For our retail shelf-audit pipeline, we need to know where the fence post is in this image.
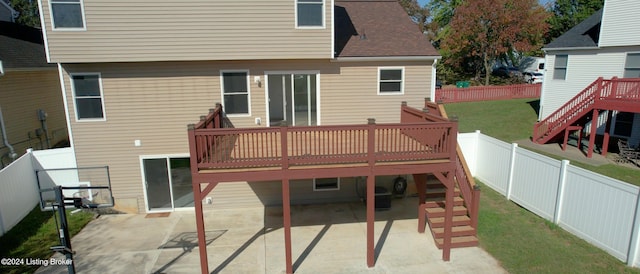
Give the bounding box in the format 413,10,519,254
626,188,640,267
553,160,569,224
506,143,518,200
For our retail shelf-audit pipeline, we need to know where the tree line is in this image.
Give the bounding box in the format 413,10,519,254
399,0,604,85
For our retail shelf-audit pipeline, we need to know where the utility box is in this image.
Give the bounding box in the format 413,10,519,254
374,186,391,210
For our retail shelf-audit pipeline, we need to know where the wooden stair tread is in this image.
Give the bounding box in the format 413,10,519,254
425,205,467,214
432,225,475,234
429,215,471,227
435,236,479,248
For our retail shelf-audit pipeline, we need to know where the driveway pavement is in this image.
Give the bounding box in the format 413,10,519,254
37,197,505,273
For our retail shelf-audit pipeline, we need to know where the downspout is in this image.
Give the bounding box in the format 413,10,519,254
0,106,17,161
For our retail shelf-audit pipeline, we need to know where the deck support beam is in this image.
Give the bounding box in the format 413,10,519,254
194,182,209,274
587,109,599,158
282,179,293,274
602,110,613,156
366,175,375,267
412,173,427,205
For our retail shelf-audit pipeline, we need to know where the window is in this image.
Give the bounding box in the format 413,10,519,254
296,0,323,27
50,0,85,29
221,71,250,115
313,178,340,191
624,53,640,78
614,112,634,137
378,68,404,94
553,55,568,80
71,74,105,120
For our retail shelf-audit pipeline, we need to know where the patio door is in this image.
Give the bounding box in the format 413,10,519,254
267,73,317,126
142,157,194,212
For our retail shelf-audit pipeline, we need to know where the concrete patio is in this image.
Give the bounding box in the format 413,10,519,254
37,197,504,273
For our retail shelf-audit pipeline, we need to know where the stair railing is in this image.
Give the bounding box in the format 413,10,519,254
533,77,606,143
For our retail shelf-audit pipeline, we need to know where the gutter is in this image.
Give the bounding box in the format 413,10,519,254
331,56,441,62
542,46,600,51
0,106,17,161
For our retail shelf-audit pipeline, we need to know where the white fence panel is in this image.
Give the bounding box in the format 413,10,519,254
559,165,639,261
458,132,478,176
32,148,79,200
474,134,512,195
0,153,39,236
508,147,562,221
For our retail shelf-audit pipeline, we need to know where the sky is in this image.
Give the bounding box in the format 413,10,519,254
417,0,554,7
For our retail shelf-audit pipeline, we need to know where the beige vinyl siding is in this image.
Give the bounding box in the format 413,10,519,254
41,0,332,63
62,59,432,213
0,70,67,160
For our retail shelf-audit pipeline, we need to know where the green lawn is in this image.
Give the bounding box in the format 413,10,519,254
0,206,94,274
444,98,539,142
478,181,640,273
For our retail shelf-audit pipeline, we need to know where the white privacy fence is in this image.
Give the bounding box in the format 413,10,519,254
0,148,76,236
459,131,640,267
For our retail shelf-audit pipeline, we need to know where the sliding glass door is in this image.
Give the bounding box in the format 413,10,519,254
142,157,193,211
268,73,317,126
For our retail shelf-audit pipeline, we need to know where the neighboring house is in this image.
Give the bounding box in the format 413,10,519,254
534,0,640,156
37,0,441,214
0,1,17,22
0,21,67,168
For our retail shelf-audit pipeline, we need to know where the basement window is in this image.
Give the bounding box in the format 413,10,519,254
313,178,340,191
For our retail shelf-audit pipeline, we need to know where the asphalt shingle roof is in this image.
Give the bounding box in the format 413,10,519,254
545,9,603,50
0,21,52,69
334,0,439,58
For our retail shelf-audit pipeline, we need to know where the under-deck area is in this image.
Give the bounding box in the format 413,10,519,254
187,102,475,274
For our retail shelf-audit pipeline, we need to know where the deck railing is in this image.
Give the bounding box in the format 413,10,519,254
423,99,480,229
435,83,541,103
188,104,457,171
533,77,640,144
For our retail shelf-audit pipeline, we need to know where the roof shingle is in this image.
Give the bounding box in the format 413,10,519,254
334,0,439,58
0,21,52,69
545,9,602,50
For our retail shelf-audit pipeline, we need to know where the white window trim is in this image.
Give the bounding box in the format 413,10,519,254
313,177,340,191
623,52,640,78
553,55,568,80
377,67,405,95
220,70,252,117
70,72,106,122
49,0,87,31
295,0,325,29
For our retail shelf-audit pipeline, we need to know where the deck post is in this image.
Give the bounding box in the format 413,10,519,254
282,178,293,274
194,182,209,274
602,110,613,156
587,109,599,158
412,174,427,205
366,118,375,268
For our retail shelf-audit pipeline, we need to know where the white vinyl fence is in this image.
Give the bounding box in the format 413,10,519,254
0,148,76,236
459,131,640,267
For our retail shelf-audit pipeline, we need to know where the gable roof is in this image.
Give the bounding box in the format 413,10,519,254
0,0,16,22
545,9,603,50
0,21,52,70
334,0,439,58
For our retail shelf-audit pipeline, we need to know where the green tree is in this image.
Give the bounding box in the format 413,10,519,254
426,0,463,46
10,0,40,28
547,0,604,42
397,0,430,33
441,0,549,85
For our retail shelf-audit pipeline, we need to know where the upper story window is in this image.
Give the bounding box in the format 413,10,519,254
221,71,250,115
624,53,640,78
50,0,85,29
296,0,324,28
553,55,568,80
71,74,105,121
378,67,404,95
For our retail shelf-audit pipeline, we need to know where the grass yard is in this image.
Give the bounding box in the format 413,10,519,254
444,99,640,186
478,181,640,273
444,98,539,142
0,206,94,274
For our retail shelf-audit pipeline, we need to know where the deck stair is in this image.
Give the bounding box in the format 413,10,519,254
533,77,640,146
419,179,479,249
